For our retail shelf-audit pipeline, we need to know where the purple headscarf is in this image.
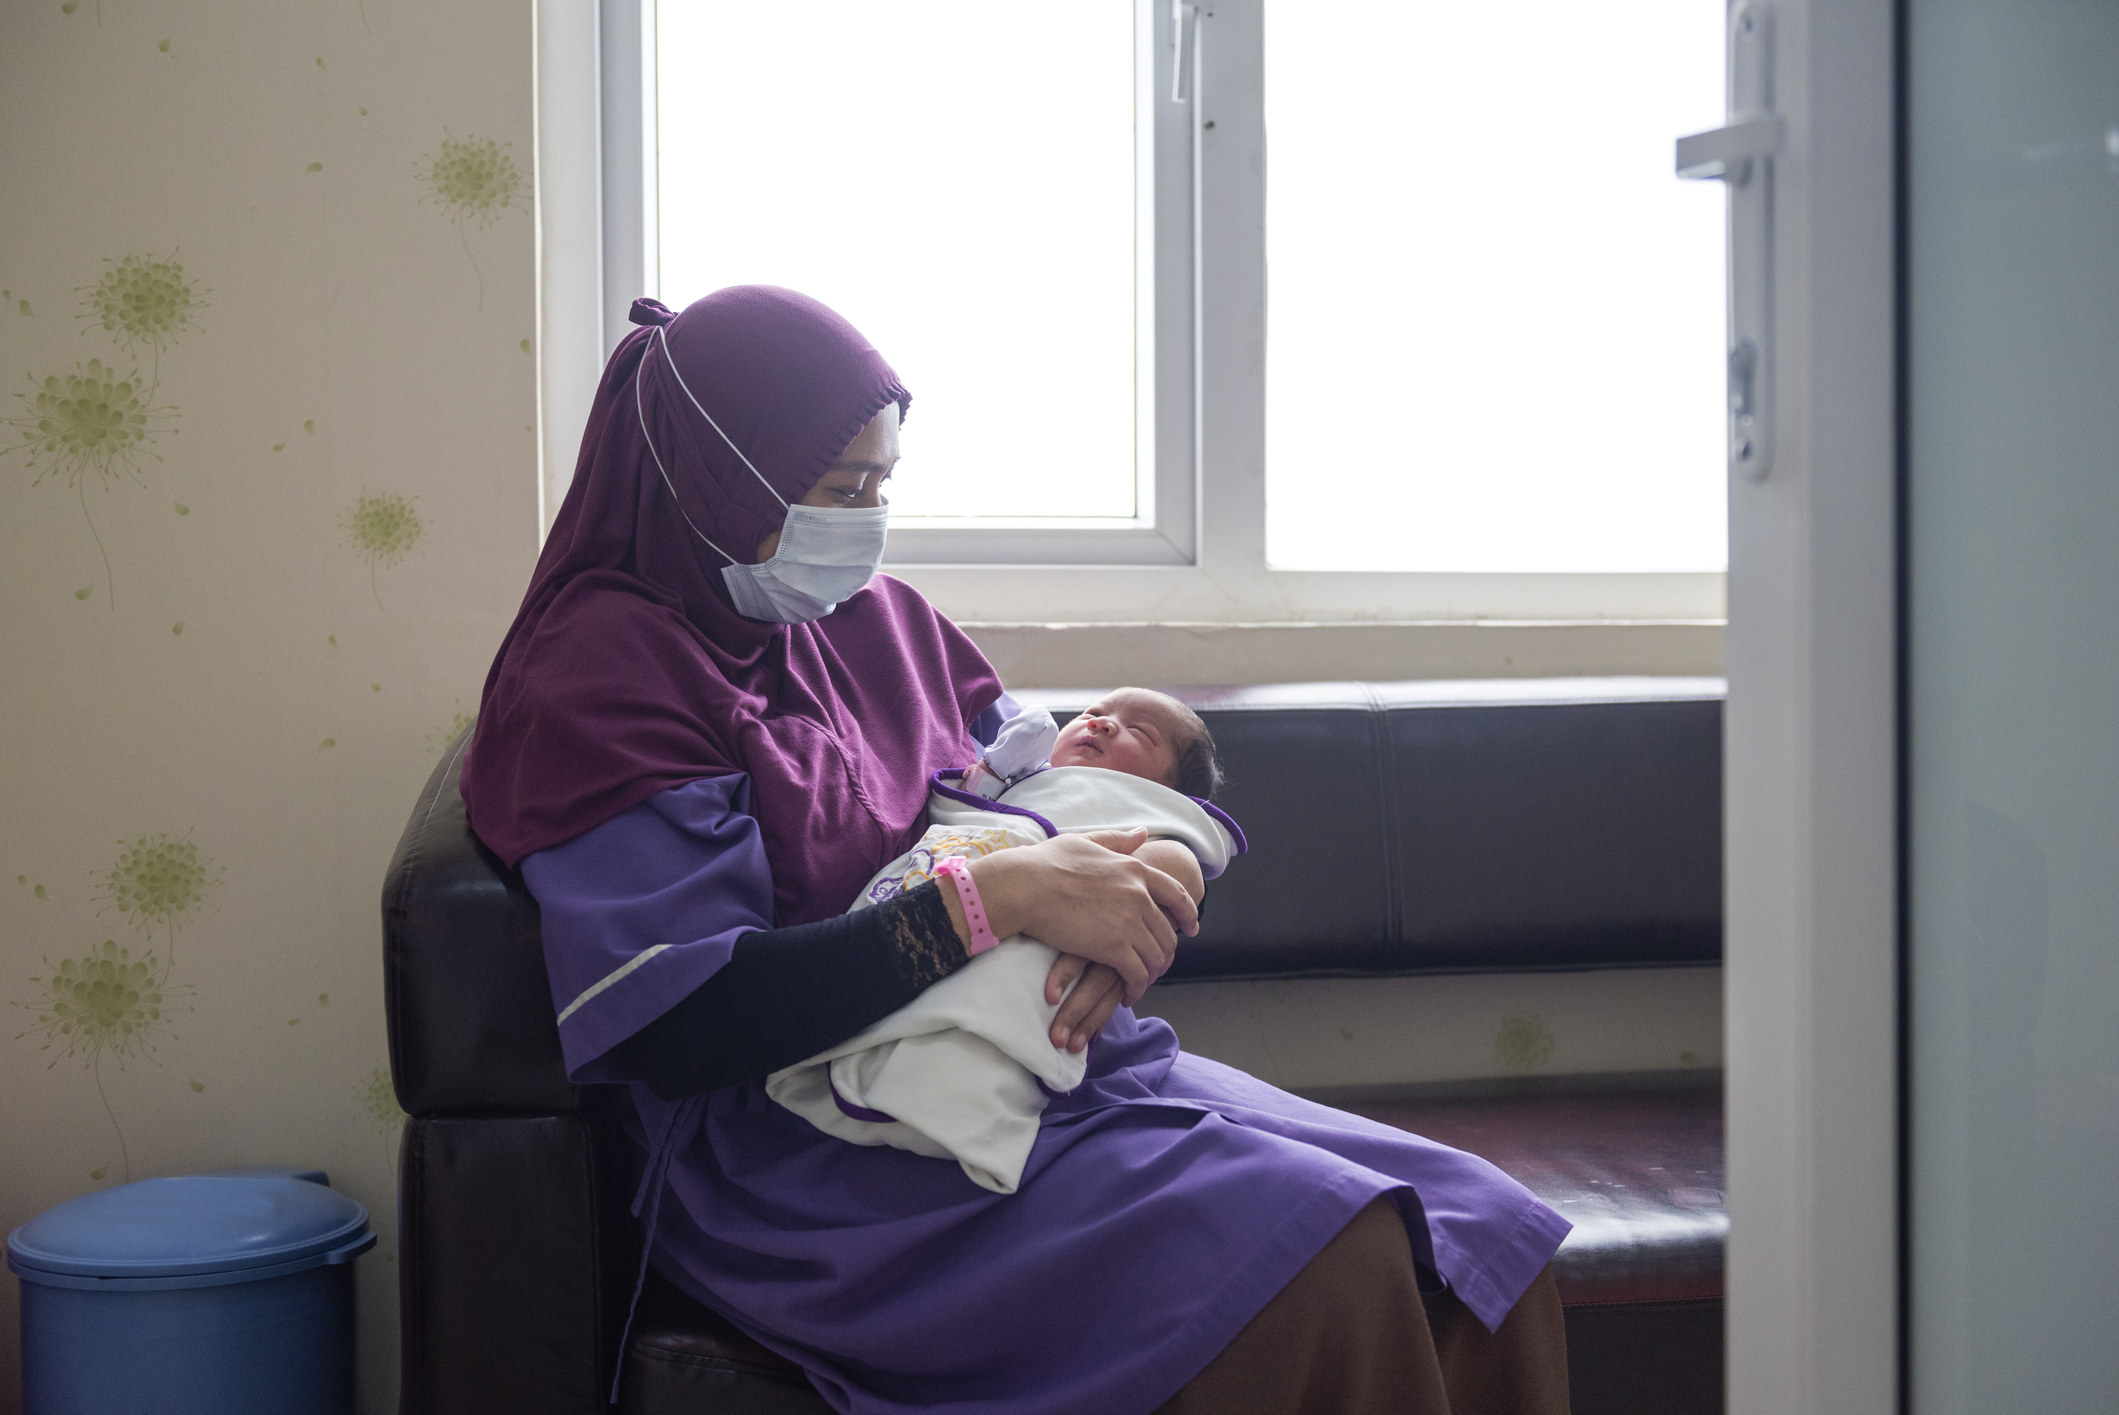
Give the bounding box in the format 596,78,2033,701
462,287,1003,923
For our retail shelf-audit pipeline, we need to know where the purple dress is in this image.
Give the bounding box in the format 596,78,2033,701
522,774,1571,1415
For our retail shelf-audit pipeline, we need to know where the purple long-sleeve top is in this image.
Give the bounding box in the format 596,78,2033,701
521,706,1569,1415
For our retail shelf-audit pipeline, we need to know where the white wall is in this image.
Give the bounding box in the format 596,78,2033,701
0,3,536,1409
1139,968,1724,1092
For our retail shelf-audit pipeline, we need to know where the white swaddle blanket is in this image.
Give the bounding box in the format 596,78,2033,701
766,766,1240,1193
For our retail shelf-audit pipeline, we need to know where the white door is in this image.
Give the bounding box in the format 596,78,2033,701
1721,0,2119,1411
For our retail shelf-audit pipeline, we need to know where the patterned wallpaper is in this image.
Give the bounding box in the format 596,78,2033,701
0,2,536,1408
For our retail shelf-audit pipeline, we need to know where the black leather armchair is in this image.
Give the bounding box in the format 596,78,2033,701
384,677,1726,1414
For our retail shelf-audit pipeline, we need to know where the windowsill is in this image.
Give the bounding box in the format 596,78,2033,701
893,565,1727,624
955,618,1724,688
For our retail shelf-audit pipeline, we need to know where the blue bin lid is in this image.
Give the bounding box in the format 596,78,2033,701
6,1175,370,1281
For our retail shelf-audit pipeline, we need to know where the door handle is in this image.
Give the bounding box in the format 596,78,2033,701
1677,0,1779,482
1677,115,1783,184
1170,0,1199,104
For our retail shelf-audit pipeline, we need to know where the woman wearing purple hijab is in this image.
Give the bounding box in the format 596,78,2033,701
463,288,1572,1414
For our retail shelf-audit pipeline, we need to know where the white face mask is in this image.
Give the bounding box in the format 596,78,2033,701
722,502,888,623
636,326,889,624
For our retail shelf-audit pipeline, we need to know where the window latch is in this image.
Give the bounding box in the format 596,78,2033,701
1676,0,1779,482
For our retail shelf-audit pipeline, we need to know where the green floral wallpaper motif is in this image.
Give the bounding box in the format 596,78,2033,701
3,250,200,607
81,252,205,395
416,133,523,311
11,834,218,1182
2,357,176,607
427,703,476,754
1494,1014,1558,1073
97,832,219,971
341,490,424,608
16,940,193,1182
357,1061,407,1175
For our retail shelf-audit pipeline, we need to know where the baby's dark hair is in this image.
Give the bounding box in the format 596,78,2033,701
1169,701,1226,800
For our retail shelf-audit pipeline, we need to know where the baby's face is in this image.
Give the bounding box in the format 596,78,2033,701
1050,688,1184,787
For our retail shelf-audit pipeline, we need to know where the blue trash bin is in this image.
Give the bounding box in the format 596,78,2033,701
6,1170,375,1415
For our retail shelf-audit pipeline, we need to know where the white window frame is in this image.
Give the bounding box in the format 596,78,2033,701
537,0,1727,625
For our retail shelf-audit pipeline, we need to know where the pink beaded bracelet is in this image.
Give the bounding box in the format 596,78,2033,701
935,856,1000,956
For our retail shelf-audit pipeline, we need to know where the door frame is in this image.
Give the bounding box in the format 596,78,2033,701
1721,0,1899,1410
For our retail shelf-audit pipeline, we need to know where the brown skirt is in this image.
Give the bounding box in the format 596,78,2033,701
1153,1198,1570,1415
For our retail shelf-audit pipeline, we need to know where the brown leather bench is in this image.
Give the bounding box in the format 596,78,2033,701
1342,1080,1724,1415
386,678,1727,1414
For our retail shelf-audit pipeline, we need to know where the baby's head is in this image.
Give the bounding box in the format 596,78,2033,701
1049,687,1225,799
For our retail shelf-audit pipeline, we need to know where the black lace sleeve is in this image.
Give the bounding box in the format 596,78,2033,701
615,881,970,1099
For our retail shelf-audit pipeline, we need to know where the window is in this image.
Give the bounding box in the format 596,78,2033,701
568,0,1728,620
659,2,1138,529
645,0,1194,566
1264,1,1726,574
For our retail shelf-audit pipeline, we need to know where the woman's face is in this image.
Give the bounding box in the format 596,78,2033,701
752,402,901,562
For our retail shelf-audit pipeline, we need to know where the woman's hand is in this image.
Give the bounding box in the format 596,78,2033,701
960,828,1199,1026
1041,958,1126,1053
1032,837,1206,1051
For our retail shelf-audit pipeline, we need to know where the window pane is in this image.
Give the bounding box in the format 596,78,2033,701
1265,0,1728,572
656,1,1140,521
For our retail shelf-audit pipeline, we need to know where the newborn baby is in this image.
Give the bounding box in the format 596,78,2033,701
766,689,1245,1192
954,687,1226,922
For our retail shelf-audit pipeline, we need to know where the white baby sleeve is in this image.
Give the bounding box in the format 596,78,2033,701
963,705,1060,797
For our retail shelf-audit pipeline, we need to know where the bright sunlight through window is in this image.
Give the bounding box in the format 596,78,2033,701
1265,0,1729,573
657,2,1143,524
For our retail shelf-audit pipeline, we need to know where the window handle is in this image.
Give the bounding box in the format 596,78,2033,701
1676,0,1779,482
1170,0,1199,104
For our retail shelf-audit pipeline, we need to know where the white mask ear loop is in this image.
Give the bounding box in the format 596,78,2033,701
636,345,740,567
655,325,789,510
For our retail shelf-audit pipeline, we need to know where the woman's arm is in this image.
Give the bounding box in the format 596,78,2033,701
526,783,1198,1095
524,777,977,1098
617,882,970,1098
618,829,1199,1092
